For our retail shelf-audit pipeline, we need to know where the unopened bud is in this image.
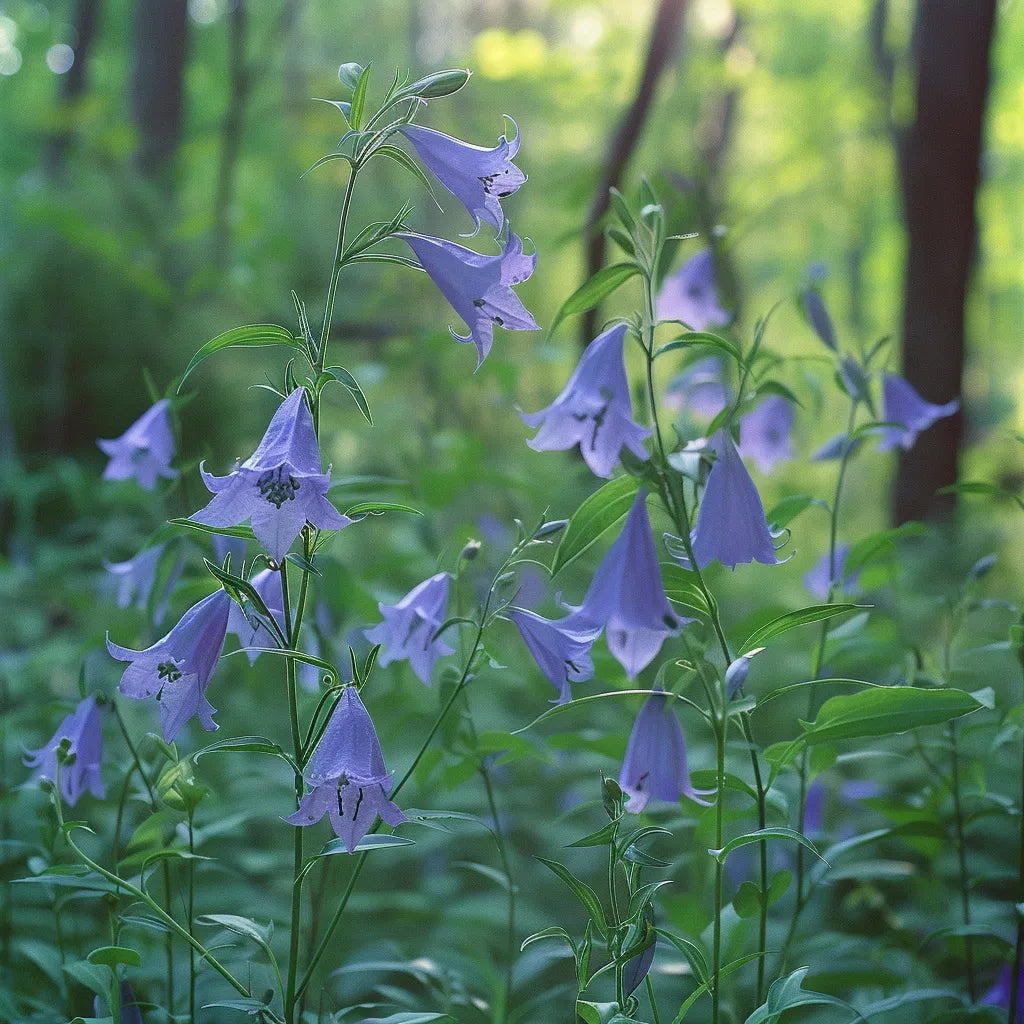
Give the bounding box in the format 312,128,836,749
460,540,482,561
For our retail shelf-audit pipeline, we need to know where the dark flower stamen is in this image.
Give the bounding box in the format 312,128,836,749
157,660,182,682
257,467,300,508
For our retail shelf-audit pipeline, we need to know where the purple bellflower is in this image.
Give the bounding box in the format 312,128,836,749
738,395,794,473
981,963,1024,1020
799,284,837,350
397,231,538,368
285,686,406,853
689,429,776,570
803,543,860,601
191,388,352,563
212,533,247,569
105,543,184,625
25,694,105,806
664,356,731,420
656,249,730,331
506,607,601,704
400,119,525,232
364,572,454,686
94,983,143,1024
97,399,178,491
619,689,709,812
107,589,231,742
569,490,686,679
810,432,866,462
877,373,959,452
227,568,285,664
519,323,651,478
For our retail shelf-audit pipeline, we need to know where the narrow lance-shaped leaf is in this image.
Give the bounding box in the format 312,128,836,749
552,475,640,576
550,264,639,334
179,325,305,388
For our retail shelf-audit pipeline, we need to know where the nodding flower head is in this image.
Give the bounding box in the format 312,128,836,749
738,395,794,474
190,388,352,563
400,118,525,232
285,686,406,853
878,374,959,452
24,694,105,806
519,323,651,479
397,231,538,368
107,589,231,742
656,249,730,332
97,399,178,491
507,607,601,704
364,572,454,686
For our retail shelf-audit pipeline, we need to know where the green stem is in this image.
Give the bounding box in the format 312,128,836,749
317,168,359,378
1011,711,1024,1024
481,763,516,1024
188,810,196,1024
712,708,726,1024
646,974,662,1024
949,721,976,1001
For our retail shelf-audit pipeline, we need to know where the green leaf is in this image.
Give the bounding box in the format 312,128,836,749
87,946,141,968
179,324,304,388
337,62,364,90
568,820,619,848
63,960,110,999
344,501,422,518
740,603,862,654
653,330,742,364
196,913,272,948
513,689,669,735
576,1000,623,1024
192,735,300,774
552,475,641,576
520,926,576,954
318,835,416,857
321,366,373,423
844,522,928,577
536,856,608,937
661,563,711,616
801,686,982,745
348,63,372,129
551,264,639,334
375,145,441,210
236,647,341,686
857,989,964,1019
166,518,256,542
744,966,864,1024
361,1014,454,1023
733,880,762,919
766,494,827,528
709,827,824,865
625,880,673,922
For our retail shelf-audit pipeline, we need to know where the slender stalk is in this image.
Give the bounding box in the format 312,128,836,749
188,809,196,1024
646,974,662,1024
1011,705,1024,1023
481,763,516,1024
948,721,976,1000
317,169,359,375
712,707,726,1024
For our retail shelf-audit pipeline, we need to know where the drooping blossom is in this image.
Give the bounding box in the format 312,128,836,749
803,543,860,601
97,399,178,491
506,607,601,704
738,395,794,473
400,119,525,232
799,284,836,350
664,357,730,419
94,983,143,1024
105,543,184,625
724,654,753,699
690,429,776,570
656,249,730,331
810,432,865,462
397,231,539,367
227,568,285,664
191,388,352,563
285,686,406,853
568,490,686,679
364,572,454,686
519,323,650,478
107,589,231,742
981,963,1024,1021
24,694,105,806
877,373,959,452
619,689,709,812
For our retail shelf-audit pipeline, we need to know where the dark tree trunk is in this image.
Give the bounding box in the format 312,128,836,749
893,0,996,523
131,0,189,177
581,0,688,347
43,0,102,175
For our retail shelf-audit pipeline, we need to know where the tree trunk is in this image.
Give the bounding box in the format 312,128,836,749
131,0,189,177
581,0,688,348
893,0,996,523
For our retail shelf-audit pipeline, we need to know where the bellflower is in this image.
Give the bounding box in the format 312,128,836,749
106,543,184,625
519,323,651,478
506,607,601,704
569,490,685,679
94,983,143,1024
877,373,959,451
107,589,231,742
400,119,525,232
664,357,730,419
212,533,247,569
655,249,730,331
24,694,105,806
619,689,709,812
799,283,837,350
810,432,866,462
97,399,178,490
191,388,352,563
738,395,794,473
364,572,454,686
803,543,859,601
227,568,285,664
981,963,1024,1020
285,686,406,853
396,231,538,367
690,429,776,570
